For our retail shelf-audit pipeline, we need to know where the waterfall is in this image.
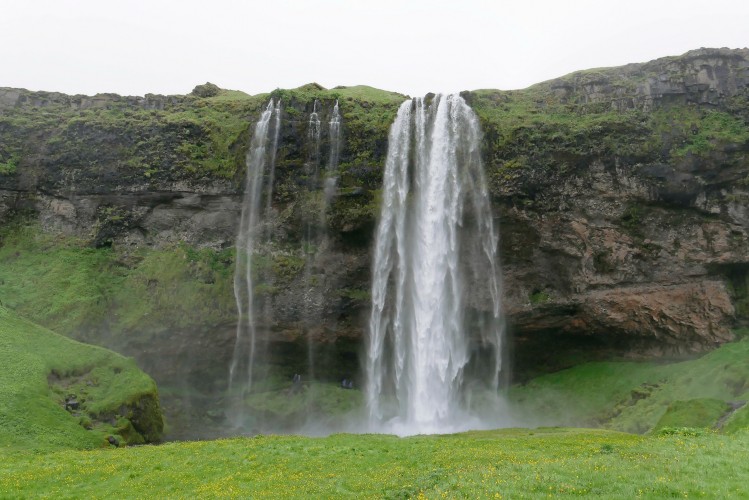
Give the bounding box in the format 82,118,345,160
228,99,281,407
301,99,344,384
264,99,282,228
366,94,504,435
308,99,322,173
325,99,341,200
328,99,341,170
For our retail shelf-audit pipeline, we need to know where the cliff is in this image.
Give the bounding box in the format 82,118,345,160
1,48,748,434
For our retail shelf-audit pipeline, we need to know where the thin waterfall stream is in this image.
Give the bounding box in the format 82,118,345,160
228,98,345,430
227,99,281,426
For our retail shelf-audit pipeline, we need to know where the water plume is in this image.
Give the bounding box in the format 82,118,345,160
366,94,504,435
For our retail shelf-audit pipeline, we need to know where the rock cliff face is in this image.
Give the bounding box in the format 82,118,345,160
467,48,749,372
1,50,749,420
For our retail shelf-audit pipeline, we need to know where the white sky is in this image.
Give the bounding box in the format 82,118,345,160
1,0,747,97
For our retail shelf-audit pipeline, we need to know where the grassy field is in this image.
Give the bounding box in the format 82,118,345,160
509,338,749,434
0,306,162,450
0,428,747,498
2,280,749,496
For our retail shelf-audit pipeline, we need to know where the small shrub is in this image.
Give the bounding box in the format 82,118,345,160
0,155,18,175
598,443,615,454
529,290,551,304
191,82,221,98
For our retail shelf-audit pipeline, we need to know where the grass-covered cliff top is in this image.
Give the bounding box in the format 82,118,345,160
0,305,163,450
0,81,406,185
0,48,746,209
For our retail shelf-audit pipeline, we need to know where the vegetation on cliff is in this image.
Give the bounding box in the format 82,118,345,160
467,77,749,204
0,83,404,186
0,221,236,342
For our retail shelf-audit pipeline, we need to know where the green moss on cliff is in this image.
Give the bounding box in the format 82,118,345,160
468,62,749,203
0,222,123,334
0,221,236,342
0,154,17,174
0,88,269,182
111,244,236,334
648,106,749,159
468,88,657,201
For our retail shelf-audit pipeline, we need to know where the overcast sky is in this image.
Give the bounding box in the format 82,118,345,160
2,0,747,97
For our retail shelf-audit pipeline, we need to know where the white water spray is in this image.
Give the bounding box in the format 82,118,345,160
366,94,504,435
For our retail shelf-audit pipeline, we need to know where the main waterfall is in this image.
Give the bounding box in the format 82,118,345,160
366,94,504,435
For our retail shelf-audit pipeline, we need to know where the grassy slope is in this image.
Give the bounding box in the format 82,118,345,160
510,339,749,433
0,306,161,450
0,428,747,497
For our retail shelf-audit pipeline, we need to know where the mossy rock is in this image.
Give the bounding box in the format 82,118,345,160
191,82,221,98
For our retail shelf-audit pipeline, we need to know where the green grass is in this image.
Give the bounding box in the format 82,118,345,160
0,428,747,497
510,339,749,434
0,222,237,342
109,243,236,335
0,223,123,334
654,399,731,430
0,306,162,451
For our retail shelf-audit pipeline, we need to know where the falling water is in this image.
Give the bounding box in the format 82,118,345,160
228,100,281,409
325,100,341,200
264,99,282,226
300,99,324,381
366,94,504,435
308,99,322,172
299,99,345,386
